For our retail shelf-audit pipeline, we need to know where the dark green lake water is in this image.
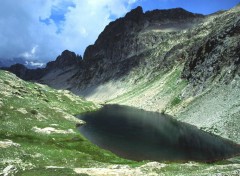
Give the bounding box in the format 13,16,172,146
78,105,240,162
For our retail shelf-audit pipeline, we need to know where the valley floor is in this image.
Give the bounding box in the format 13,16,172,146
1,70,240,176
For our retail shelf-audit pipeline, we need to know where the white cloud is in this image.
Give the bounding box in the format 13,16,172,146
21,45,39,59
0,0,138,63
25,61,45,68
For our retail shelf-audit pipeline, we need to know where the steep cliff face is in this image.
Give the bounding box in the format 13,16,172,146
46,50,82,71
182,9,240,89
39,50,82,89
84,7,202,62
79,7,203,87
76,5,240,100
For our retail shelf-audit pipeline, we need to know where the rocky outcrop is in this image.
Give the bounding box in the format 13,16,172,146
69,6,204,91
5,64,45,80
2,50,82,81
84,7,202,62
182,11,240,86
46,50,82,70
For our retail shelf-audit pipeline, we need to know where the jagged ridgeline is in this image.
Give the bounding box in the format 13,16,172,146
5,5,240,97
4,7,205,87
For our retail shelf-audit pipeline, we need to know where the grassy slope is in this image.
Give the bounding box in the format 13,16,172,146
108,65,188,113
1,70,240,176
0,70,134,175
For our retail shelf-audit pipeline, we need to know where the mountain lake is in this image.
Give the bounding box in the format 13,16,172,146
77,105,240,162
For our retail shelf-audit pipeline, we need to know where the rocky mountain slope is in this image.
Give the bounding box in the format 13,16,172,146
4,7,203,88
3,5,240,143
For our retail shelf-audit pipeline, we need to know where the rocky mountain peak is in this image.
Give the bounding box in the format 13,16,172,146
83,6,203,62
8,63,27,76
5,63,45,80
46,50,82,70
125,6,144,21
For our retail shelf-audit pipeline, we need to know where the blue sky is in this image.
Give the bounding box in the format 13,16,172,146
0,0,239,63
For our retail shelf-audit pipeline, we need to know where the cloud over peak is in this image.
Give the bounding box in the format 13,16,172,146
0,0,138,62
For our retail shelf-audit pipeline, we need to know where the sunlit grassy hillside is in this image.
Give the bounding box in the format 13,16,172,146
0,70,133,175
